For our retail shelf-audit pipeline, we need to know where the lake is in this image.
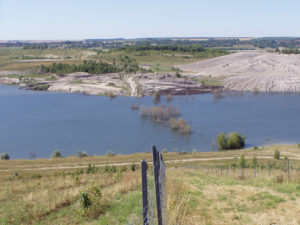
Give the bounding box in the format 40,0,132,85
1,85,300,159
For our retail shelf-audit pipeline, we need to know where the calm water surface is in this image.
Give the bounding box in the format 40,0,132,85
1,85,300,159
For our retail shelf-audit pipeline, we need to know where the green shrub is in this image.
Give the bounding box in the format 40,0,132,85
30,173,42,179
131,163,137,171
104,165,117,173
78,151,88,158
274,150,280,160
240,155,246,169
216,132,245,150
111,166,117,173
153,92,160,103
106,150,115,157
86,164,97,174
80,192,92,210
79,184,103,217
120,166,127,172
175,72,181,78
252,156,258,168
51,150,62,158
0,152,10,160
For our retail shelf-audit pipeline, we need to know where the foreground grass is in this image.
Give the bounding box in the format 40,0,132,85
169,168,300,224
1,144,300,224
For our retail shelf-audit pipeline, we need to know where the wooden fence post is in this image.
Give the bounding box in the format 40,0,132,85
152,146,162,225
141,160,148,225
268,160,271,178
287,159,290,177
254,166,257,178
234,165,236,177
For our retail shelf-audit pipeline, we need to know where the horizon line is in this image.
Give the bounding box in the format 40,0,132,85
1,36,300,42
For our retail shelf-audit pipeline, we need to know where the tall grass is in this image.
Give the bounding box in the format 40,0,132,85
140,106,180,123
140,105,192,134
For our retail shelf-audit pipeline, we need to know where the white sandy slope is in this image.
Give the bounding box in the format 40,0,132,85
178,51,300,92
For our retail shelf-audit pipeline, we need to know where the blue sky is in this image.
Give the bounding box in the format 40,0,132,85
1,0,300,40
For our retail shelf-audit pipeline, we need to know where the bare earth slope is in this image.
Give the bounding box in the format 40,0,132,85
178,51,300,92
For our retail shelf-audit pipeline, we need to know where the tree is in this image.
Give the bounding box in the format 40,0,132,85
216,133,227,150
216,132,245,150
227,132,245,149
0,152,10,160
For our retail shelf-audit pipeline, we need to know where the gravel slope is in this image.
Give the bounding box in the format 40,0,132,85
178,51,300,92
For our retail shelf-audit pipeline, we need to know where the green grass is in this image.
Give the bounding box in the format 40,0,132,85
0,47,228,73
97,190,142,225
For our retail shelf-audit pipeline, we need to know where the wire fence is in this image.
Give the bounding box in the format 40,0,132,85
128,148,298,224
185,158,299,183
127,146,168,225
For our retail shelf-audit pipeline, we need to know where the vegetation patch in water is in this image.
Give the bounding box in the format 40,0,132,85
140,105,191,134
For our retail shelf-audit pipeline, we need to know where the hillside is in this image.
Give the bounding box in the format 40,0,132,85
178,51,300,93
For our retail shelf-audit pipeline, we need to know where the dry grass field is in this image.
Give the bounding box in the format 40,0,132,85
1,144,300,224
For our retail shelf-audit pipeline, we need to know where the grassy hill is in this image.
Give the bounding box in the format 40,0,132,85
1,144,300,224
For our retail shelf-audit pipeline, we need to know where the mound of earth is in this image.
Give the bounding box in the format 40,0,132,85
178,51,300,92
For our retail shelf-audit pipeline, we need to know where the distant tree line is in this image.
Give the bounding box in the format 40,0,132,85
23,44,49,50
121,44,207,53
1,37,298,50
276,48,300,54
39,59,141,74
39,60,121,74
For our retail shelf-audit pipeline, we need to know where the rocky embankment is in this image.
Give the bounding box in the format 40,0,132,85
0,72,222,96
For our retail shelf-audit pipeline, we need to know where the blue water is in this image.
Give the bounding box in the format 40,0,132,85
0,85,300,159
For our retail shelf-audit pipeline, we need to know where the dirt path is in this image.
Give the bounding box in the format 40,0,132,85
127,76,138,96
2,156,300,172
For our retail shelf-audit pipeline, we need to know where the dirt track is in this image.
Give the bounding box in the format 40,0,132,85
1,156,300,172
178,51,300,92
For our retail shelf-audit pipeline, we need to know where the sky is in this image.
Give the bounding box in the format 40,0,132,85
0,0,300,40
